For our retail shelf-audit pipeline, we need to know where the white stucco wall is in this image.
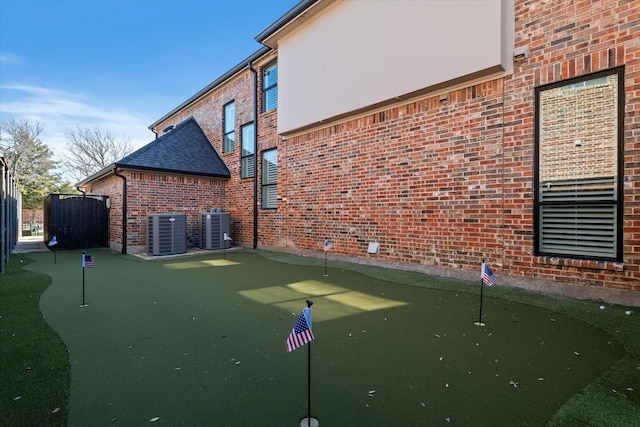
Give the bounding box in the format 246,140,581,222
277,0,514,134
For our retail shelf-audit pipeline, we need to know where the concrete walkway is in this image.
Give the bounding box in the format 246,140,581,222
13,236,49,253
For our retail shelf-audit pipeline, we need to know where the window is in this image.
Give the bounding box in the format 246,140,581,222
223,101,235,152
241,122,255,179
262,149,277,209
262,62,277,112
535,68,623,260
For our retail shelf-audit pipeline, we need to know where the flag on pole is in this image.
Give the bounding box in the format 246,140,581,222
224,232,232,241
323,239,331,252
286,307,314,352
82,254,95,268
481,262,496,286
48,236,58,246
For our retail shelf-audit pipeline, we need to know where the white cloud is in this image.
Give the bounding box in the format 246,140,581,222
0,84,155,178
0,53,23,64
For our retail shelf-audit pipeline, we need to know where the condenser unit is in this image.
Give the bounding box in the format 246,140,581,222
147,214,187,256
199,210,230,250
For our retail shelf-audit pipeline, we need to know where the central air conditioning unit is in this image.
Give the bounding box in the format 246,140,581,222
147,214,187,256
199,209,230,250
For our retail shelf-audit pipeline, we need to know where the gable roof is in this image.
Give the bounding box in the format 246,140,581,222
116,117,230,178
77,117,230,186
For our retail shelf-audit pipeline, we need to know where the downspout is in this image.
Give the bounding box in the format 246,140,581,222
248,60,259,249
113,167,127,254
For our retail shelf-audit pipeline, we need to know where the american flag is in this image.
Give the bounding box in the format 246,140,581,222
481,262,496,286
323,239,331,252
82,254,94,268
286,307,314,352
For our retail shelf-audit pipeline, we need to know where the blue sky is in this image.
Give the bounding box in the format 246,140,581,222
0,0,298,171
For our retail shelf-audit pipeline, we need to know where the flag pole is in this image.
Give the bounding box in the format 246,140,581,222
323,250,327,277
303,299,317,427
307,316,312,427
475,259,485,327
81,251,86,307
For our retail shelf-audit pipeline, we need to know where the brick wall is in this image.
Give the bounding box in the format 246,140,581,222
85,172,226,254
281,81,506,268
503,0,639,291
152,56,280,248
271,0,639,292
130,0,639,296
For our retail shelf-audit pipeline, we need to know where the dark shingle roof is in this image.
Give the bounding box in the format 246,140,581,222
116,117,230,178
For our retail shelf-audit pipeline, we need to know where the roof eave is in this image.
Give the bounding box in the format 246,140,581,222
76,163,116,187
255,0,327,48
116,164,231,179
148,47,271,130
77,164,231,187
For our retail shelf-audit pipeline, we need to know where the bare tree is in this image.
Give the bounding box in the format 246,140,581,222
62,127,134,182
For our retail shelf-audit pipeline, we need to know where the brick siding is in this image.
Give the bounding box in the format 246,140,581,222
93,0,639,296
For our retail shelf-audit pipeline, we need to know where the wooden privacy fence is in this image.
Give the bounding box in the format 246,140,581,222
1,157,20,274
44,194,109,250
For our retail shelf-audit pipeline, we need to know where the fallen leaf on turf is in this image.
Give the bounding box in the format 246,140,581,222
445,383,449,388
174,367,181,371
13,396,22,400
509,380,518,387
626,387,634,391
368,390,376,396
574,351,580,356
435,334,440,338
445,417,451,423
52,408,60,414
421,402,426,407
538,378,544,381
150,417,159,422
235,361,241,365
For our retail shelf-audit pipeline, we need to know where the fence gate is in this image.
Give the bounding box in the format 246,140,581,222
44,194,109,250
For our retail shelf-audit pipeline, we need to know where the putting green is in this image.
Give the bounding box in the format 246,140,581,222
29,249,624,426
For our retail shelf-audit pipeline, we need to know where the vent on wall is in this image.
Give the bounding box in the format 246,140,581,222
147,214,187,256
199,210,230,250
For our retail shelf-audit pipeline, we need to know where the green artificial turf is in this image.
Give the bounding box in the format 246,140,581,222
0,258,70,426
13,250,638,426
12,248,636,426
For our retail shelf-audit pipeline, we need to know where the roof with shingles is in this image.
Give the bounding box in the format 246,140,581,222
116,117,230,178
